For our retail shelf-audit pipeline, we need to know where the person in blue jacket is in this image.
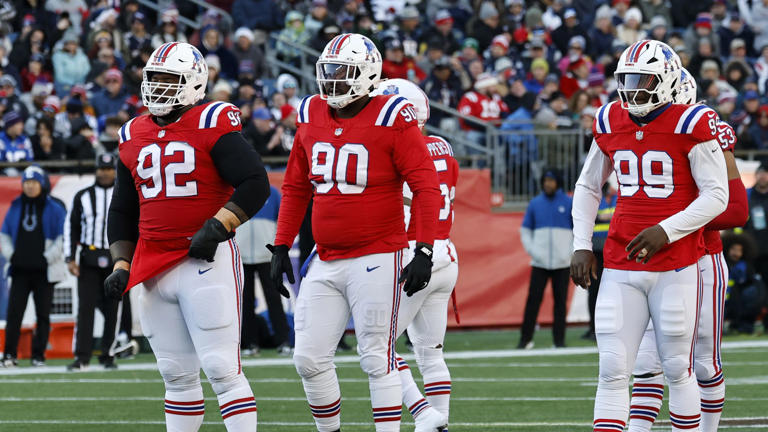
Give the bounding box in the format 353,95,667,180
1,166,67,367
518,168,573,349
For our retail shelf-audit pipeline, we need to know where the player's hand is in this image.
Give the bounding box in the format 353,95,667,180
570,249,597,289
188,218,234,262
399,244,433,297
266,244,293,298
104,268,129,300
626,224,669,264
67,261,80,277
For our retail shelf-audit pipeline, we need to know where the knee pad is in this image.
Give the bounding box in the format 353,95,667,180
157,358,200,392
660,355,691,384
598,343,629,385
359,352,388,377
693,358,718,382
200,353,239,392
294,354,333,379
634,349,663,376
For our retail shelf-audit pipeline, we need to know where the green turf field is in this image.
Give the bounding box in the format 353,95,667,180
1,327,767,431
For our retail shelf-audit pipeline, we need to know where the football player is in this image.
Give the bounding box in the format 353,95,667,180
628,68,749,432
268,34,441,432
570,40,729,432
373,79,459,432
104,42,270,432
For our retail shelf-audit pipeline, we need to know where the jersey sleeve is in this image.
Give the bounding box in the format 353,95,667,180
118,117,137,145
392,112,441,246
197,102,243,150
716,120,737,151
274,132,313,247
674,104,718,144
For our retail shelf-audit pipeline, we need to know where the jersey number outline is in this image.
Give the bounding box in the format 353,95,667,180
434,159,455,221
311,142,369,194
613,150,673,199
136,141,198,199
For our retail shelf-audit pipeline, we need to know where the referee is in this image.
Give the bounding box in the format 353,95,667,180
65,153,119,370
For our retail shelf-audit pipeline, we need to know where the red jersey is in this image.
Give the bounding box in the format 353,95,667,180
381,59,427,82
593,102,719,271
117,101,242,288
274,94,441,261
703,119,737,254
405,135,459,241
457,91,508,130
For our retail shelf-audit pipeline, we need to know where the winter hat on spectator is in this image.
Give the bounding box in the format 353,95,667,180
132,11,147,25
563,8,577,21
385,38,404,51
525,7,543,27
568,56,587,71
612,0,630,5
624,7,642,24
506,0,524,6
252,107,271,120
30,53,45,64
479,2,499,20
544,73,559,84
312,0,327,6
0,74,17,89
105,68,123,83
400,6,419,20
43,95,60,112
474,72,499,90
206,54,221,72
530,37,546,49
531,58,549,74
277,73,298,91
286,10,303,24
3,111,22,128
31,80,52,97
71,117,92,134
66,97,84,114
435,10,454,26
595,4,612,20
462,38,479,51
612,39,629,54
581,106,598,118
161,7,179,23
495,57,514,72
281,104,297,121
730,38,746,50
701,60,720,73
491,35,510,51
649,15,667,30
744,90,759,100
96,152,117,169
695,13,713,29
434,56,452,69
212,80,232,96
21,165,46,187
235,27,255,43
70,84,88,100
61,30,79,45
95,8,119,27
588,68,605,87
568,35,586,50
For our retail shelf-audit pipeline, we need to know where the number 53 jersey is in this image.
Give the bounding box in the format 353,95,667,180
275,94,441,261
592,101,724,271
117,101,242,287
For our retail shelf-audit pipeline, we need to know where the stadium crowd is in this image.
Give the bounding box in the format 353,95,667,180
0,0,768,366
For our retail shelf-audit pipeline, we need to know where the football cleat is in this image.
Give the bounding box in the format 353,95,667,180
114,339,140,359
66,360,89,371
2,355,18,368
31,358,46,367
414,406,448,432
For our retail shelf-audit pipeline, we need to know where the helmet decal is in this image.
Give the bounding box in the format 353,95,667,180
153,42,179,65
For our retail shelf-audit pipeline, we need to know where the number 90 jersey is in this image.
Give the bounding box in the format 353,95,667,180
117,101,242,286
592,101,719,271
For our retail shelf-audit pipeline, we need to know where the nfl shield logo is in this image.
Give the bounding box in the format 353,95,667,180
158,130,166,138
334,128,343,136
636,131,643,140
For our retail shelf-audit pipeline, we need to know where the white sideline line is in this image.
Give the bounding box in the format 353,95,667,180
0,376,596,384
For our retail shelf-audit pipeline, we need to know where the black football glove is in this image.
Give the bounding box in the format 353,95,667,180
188,218,234,262
266,244,294,298
104,268,129,300
399,244,434,297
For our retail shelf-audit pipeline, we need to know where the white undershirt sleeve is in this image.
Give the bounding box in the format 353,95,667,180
572,140,613,252
658,139,729,243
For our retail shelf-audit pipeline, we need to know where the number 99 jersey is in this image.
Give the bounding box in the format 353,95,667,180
117,101,243,287
592,101,720,271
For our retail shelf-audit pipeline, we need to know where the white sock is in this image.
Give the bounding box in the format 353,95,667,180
593,378,628,432
415,346,451,419
668,374,701,431
628,375,664,432
164,388,205,432
369,370,402,431
216,375,257,431
303,368,342,432
698,371,725,432
396,355,430,418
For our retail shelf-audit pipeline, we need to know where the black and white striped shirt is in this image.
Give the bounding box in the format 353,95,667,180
65,183,113,258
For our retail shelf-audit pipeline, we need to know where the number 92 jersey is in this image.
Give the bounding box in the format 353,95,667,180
592,101,720,271
117,101,242,285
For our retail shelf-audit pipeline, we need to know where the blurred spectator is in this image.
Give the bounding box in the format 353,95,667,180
233,0,284,37
22,81,54,135
279,103,297,150
422,10,462,58
733,90,761,140
276,11,311,68
755,45,768,95
458,37,481,71
745,163,768,285
724,59,752,92
151,8,187,48
689,38,722,81
311,22,341,53
671,0,710,28
611,0,631,27
9,27,49,76
233,27,267,81
459,72,508,132
211,80,233,102
590,5,615,60
276,73,300,108
122,11,152,61
243,107,286,158
684,13,721,59
560,57,590,99
381,38,426,81
518,168,573,349
552,8,589,56
616,7,644,46
746,105,768,150
0,166,67,367
1,111,33,169
722,231,766,334
524,58,549,94
739,0,768,53
639,0,673,31
422,56,465,123
0,75,30,120
54,96,96,140
426,0,473,30
336,0,361,31
199,26,238,80
20,54,52,93
205,54,223,94
536,92,574,129
45,0,87,33
52,31,90,96
64,117,97,165
469,2,501,52
97,116,121,154
542,0,565,31
504,0,526,30
30,117,63,164
502,92,538,189
305,0,333,37
485,34,511,73
719,12,756,59
90,69,128,117
569,90,591,121
557,35,588,75
648,15,669,43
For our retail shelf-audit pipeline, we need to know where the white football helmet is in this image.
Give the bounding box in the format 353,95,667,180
316,33,382,109
614,39,682,117
141,42,208,116
372,78,430,128
675,67,697,105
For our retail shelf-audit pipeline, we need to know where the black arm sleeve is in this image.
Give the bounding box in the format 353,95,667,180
67,190,84,259
107,159,140,245
210,131,271,222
